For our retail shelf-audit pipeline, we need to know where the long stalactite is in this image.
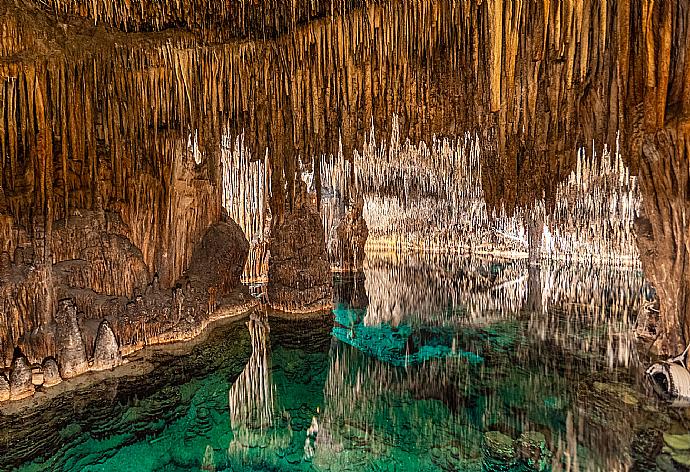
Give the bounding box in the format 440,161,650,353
0,0,689,371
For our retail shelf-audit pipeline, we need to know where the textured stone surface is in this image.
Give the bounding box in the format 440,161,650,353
54,299,89,379
186,219,249,295
91,320,122,372
9,354,35,400
42,358,62,387
268,183,332,312
0,373,9,401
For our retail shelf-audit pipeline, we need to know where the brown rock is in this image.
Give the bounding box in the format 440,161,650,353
0,373,9,401
186,219,249,295
42,358,62,387
268,182,333,312
9,353,35,400
91,320,122,371
328,195,368,272
54,299,89,379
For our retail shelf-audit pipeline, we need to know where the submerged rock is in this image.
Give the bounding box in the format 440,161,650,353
42,358,62,387
593,381,639,406
516,431,551,471
0,372,9,401
54,299,89,379
9,353,35,400
663,433,690,451
91,319,122,371
482,431,515,471
201,445,216,472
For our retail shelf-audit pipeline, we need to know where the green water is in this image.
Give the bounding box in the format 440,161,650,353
0,261,682,471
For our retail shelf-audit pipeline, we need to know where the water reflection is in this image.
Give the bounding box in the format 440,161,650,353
0,259,681,471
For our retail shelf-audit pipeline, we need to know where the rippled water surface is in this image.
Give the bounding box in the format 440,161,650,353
0,256,684,472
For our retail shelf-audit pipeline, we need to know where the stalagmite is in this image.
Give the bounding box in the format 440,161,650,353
54,299,89,379
42,358,62,387
91,320,122,371
9,352,34,400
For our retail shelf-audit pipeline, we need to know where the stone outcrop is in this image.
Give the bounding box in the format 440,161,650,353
42,358,62,387
0,373,9,401
9,353,34,400
91,320,122,372
268,182,332,312
54,299,89,379
327,196,368,272
186,219,249,295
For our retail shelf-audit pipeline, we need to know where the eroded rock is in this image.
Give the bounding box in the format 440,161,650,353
482,431,515,471
54,299,89,379
31,365,44,386
91,320,122,371
42,358,62,387
9,353,35,400
186,219,249,295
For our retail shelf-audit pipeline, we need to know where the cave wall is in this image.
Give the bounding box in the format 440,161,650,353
0,0,689,355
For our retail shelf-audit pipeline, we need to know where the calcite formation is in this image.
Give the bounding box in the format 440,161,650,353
9,353,34,400
327,196,368,272
0,0,689,365
54,299,89,379
42,358,61,387
267,182,333,312
91,320,121,372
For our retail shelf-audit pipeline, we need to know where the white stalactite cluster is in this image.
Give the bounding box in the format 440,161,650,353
348,117,640,265
221,132,272,283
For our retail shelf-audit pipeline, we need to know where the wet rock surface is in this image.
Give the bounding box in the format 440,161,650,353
91,320,122,371
268,183,333,312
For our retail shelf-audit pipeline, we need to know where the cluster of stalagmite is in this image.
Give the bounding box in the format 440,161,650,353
354,122,640,264
0,213,253,402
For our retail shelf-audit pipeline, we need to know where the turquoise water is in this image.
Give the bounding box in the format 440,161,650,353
0,259,680,471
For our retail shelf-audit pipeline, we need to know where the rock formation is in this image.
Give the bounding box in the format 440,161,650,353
327,196,368,272
9,352,34,400
42,358,62,387
54,299,89,379
0,373,9,401
91,320,122,372
0,0,689,359
268,182,333,312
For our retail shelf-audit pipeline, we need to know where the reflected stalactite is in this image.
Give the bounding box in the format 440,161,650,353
227,311,292,463
229,312,274,433
359,253,645,370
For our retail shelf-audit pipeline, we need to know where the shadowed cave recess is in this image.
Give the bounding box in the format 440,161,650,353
1,0,690,470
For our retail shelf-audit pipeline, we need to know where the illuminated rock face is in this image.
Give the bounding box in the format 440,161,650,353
268,182,333,313
0,0,689,376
